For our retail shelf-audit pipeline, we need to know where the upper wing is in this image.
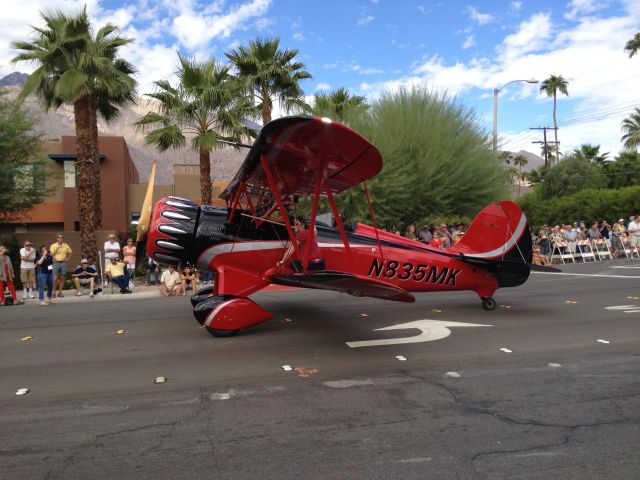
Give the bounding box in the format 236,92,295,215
221,116,382,200
267,270,415,303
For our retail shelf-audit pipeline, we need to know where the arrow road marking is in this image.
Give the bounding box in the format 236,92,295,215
346,319,491,348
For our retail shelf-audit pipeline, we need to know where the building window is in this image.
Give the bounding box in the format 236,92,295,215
64,160,76,188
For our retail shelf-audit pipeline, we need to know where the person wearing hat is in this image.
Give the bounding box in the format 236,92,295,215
104,233,121,264
50,234,72,298
611,219,627,257
72,259,98,297
19,240,36,301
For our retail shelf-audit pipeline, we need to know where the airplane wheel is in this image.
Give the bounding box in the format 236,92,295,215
481,297,496,311
205,327,239,338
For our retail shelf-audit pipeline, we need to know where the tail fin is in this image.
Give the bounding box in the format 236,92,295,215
451,201,532,288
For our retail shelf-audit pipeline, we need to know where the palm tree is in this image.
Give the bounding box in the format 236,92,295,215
226,37,312,125
12,8,136,263
572,144,609,165
312,87,368,122
540,75,569,159
622,107,640,151
135,54,254,205
540,143,556,165
625,32,640,58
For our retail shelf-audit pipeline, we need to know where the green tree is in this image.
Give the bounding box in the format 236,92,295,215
11,8,136,263
312,87,368,123
540,143,556,166
135,54,254,205
572,144,609,166
226,37,312,125
621,107,640,151
0,92,51,222
540,75,569,159
536,154,607,199
605,151,640,189
625,32,640,58
334,88,508,228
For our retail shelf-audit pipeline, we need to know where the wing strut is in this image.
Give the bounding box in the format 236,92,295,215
259,153,305,270
325,181,351,254
363,182,384,261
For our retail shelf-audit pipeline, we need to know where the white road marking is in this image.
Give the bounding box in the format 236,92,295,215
605,305,640,313
346,319,491,348
499,347,513,353
444,371,461,378
610,265,640,269
324,379,375,388
596,339,611,344
548,363,562,368
533,272,640,279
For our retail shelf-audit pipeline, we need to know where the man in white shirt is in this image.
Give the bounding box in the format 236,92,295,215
628,215,640,256
159,265,183,296
104,234,121,263
19,240,36,301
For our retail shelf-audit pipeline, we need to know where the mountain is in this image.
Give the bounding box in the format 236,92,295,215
505,150,545,171
0,72,29,86
2,85,247,185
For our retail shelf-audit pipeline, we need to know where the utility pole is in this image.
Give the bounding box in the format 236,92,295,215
530,127,558,169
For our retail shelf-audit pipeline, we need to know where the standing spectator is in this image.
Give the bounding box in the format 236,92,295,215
628,215,640,256
538,225,550,255
611,219,626,257
50,234,72,298
122,238,136,277
405,224,417,240
19,240,36,301
418,225,432,243
160,264,183,296
180,266,197,294
72,259,98,297
105,257,131,294
438,224,453,248
35,245,54,305
600,221,611,241
146,257,161,286
104,233,121,264
0,244,20,306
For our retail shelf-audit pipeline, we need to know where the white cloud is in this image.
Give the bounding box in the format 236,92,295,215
316,83,330,91
500,12,552,59
292,32,305,41
565,0,606,20
255,17,275,30
462,35,476,49
349,64,384,75
510,1,523,14
467,6,493,25
357,15,375,26
171,0,271,49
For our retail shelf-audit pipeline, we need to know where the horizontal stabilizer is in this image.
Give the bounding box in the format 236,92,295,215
269,270,415,303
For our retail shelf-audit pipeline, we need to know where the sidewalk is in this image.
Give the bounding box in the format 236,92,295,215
10,283,200,307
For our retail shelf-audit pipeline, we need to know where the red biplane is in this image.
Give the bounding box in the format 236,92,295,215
139,116,533,337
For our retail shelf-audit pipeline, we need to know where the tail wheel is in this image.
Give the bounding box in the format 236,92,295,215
205,327,239,338
481,297,496,311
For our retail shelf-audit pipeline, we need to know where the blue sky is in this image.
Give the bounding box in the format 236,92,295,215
2,0,640,156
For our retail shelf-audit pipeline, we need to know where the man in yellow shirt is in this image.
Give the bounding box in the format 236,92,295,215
105,257,131,294
50,234,72,298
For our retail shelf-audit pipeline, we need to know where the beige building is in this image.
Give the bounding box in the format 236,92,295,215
9,136,228,267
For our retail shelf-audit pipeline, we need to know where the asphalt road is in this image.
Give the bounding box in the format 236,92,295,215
1,259,640,479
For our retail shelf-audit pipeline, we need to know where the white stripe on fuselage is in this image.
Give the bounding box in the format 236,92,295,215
462,213,527,259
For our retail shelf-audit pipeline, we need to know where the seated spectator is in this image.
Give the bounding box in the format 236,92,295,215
588,222,602,240
532,247,551,266
181,266,197,293
105,257,131,294
611,219,626,257
73,259,98,297
160,264,183,296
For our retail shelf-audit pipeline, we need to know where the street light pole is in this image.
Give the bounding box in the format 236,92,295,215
492,78,539,151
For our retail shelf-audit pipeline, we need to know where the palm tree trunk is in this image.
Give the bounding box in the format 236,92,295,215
199,147,212,205
87,96,102,231
262,91,272,125
74,96,99,265
553,93,559,161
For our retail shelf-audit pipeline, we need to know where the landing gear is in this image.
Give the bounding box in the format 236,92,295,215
481,297,496,311
205,327,239,338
